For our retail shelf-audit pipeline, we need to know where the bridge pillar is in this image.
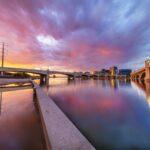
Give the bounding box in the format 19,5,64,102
0,71,4,76
74,74,78,79
40,75,45,85
40,74,49,86
68,76,72,80
145,81,150,99
145,60,150,82
45,74,49,87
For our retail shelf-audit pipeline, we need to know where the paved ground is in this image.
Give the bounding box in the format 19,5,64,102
0,78,31,86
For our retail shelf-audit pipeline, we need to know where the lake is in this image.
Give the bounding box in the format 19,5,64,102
0,87,46,150
46,78,150,149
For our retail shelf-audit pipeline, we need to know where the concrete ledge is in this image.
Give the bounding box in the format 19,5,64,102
33,82,95,150
0,78,31,86
0,85,32,92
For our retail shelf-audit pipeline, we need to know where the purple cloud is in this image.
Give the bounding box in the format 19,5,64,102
0,0,149,70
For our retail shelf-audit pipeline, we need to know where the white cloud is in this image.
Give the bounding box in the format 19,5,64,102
36,35,58,47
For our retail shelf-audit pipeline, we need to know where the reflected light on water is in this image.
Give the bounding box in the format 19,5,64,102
0,89,45,150
50,78,68,86
46,78,150,149
131,82,146,97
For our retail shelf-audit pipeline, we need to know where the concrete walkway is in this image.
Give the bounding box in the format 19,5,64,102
33,82,95,150
0,85,32,92
0,78,31,86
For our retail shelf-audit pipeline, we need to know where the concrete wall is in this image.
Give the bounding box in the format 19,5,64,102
33,82,95,150
0,78,31,86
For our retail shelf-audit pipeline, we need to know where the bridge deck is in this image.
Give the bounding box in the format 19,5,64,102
0,67,73,76
0,67,46,75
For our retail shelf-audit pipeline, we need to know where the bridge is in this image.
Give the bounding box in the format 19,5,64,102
131,59,150,82
0,67,78,86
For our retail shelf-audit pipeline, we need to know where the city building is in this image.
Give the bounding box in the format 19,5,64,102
118,69,132,76
84,72,91,76
110,66,118,76
93,71,101,76
101,69,110,76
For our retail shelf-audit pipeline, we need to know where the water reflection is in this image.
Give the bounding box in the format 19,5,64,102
0,89,45,150
47,78,150,149
133,81,150,106
0,92,2,115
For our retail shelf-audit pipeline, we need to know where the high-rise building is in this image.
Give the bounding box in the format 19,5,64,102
110,66,118,76
118,69,132,76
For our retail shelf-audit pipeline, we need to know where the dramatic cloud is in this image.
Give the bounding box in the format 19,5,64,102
0,0,149,70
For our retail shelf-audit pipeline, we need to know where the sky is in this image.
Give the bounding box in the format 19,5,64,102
0,0,149,71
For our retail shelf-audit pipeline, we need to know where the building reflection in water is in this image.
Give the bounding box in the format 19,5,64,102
110,79,118,89
100,79,131,90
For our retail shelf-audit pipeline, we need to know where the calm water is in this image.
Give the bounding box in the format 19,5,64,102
46,78,150,150
0,88,45,150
